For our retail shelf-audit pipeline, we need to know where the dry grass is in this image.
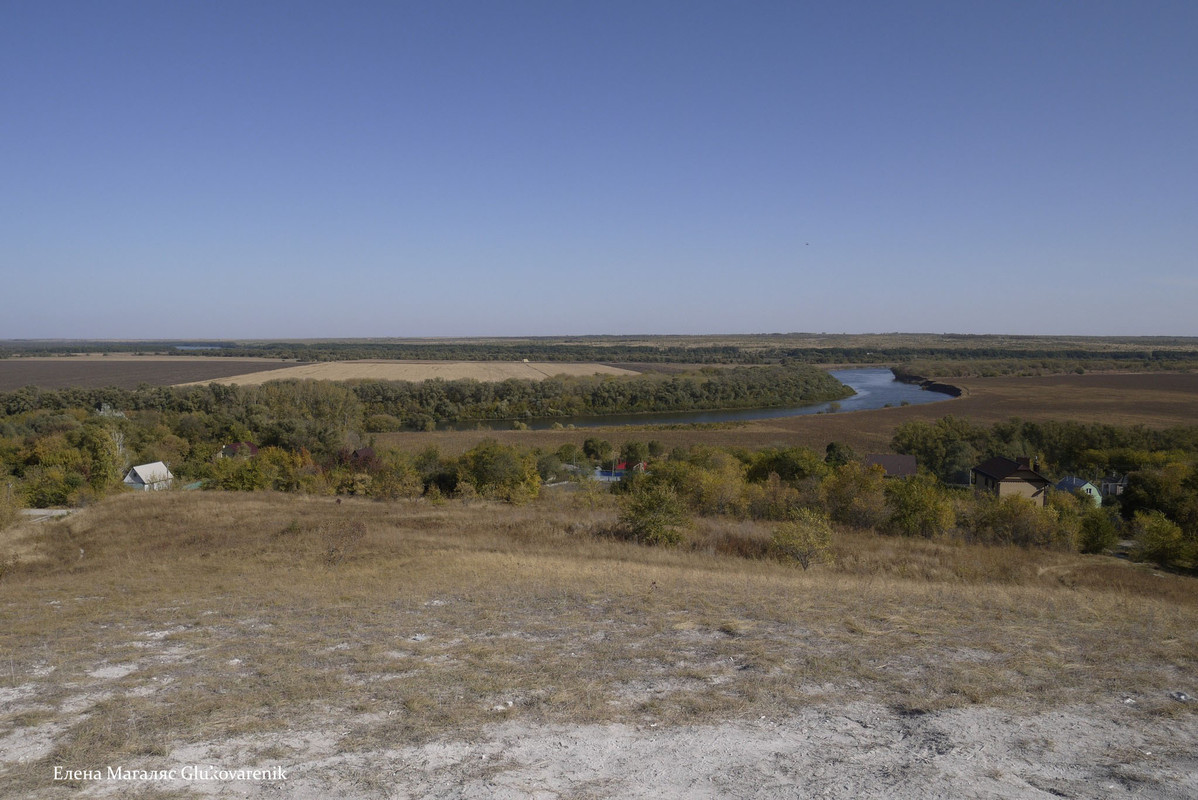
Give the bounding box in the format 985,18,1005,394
1,490,1194,796
179,361,640,387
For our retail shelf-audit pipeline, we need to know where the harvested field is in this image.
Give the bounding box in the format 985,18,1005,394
181,360,641,386
0,355,294,391
379,372,1198,456
1,491,1195,799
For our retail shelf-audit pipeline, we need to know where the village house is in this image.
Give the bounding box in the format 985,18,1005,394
970,456,1051,507
1100,474,1129,498
593,460,648,483
123,462,174,492
1055,475,1102,506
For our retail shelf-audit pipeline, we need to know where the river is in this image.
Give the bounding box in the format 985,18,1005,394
450,368,955,430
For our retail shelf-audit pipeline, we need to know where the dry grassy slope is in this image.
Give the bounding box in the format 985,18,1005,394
1,493,1195,793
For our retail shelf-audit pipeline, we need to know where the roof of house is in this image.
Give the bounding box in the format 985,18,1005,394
863,454,917,477
125,462,174,484
1056,476,1096,492
972,457,1050,484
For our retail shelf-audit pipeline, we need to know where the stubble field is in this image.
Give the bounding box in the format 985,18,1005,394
0,356,639,391
178,360,640,386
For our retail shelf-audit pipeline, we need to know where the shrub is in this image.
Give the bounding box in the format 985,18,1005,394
620,440,650,466
363,413,403,432
746,446,827,484
1077,508,1120,554
770,508,834,569
618,483,690,546
455,439,541,504
535,451,564,482
820,462,886,528
583,437,613,462
884,474,955,538
968,495,1074,550
1132,510,1188,567
745,472,805,521
0,484,21,529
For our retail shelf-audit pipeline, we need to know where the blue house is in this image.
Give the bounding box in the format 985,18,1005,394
1055,476,1102,506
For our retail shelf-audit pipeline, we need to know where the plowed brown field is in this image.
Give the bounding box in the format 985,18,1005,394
0,355,294,391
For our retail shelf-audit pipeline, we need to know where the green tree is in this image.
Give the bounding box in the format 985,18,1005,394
23,465,83,507
555,443,584,469
583,437,613,463
746,446,827,484
455,440,541,503
620,440,650,467
823,441,859,469
892,416,988,484
535,451,565,482
1077,508,1120,554
74,422,125,492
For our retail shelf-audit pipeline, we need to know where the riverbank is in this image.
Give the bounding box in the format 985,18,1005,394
892,372,965,397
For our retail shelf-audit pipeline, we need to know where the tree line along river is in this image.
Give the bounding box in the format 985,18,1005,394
454,368,955,430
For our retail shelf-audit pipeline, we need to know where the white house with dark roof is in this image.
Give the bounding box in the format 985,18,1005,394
123,462,174,491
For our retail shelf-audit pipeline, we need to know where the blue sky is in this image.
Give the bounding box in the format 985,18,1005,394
2,1,1196,338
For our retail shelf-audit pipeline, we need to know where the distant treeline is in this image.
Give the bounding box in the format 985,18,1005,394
354,364,852,430
0,364,852,434
892,416,1198,484
5,339,1198,368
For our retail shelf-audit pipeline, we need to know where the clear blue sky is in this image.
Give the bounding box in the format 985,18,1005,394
2,1,1196,339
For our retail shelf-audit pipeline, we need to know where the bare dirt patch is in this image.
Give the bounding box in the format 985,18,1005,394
182,360,641,386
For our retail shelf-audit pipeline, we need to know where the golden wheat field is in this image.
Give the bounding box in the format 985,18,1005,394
178,360,641,386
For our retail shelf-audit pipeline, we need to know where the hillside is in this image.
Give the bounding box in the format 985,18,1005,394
2,491,1195,798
